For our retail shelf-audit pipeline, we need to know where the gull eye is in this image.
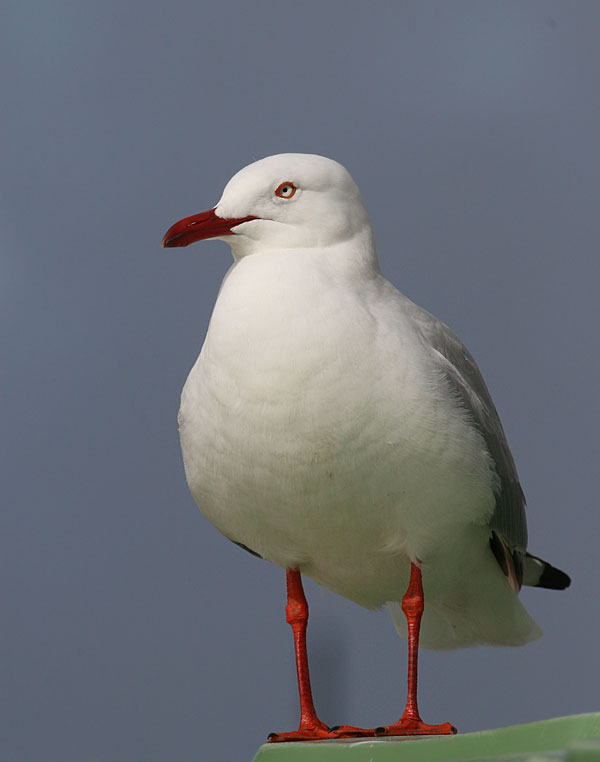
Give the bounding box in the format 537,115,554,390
275,181,297,199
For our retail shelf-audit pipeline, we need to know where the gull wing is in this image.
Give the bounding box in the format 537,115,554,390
405,300,528,562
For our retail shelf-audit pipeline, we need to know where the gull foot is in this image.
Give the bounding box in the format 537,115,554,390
375,718,456,736
267,718,332,743
329,724,376,738
267,721,377,742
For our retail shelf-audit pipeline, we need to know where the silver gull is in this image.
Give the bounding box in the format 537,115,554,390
162,153,570,741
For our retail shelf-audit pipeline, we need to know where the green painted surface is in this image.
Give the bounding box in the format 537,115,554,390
252,713,600,762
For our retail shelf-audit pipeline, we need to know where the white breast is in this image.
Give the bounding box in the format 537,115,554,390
179,248,497,612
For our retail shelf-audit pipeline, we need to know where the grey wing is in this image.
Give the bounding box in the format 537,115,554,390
406,300,528,556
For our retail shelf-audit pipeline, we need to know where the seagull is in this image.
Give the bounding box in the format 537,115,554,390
162,153,570,742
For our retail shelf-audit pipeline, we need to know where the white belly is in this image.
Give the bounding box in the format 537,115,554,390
178,260,497,612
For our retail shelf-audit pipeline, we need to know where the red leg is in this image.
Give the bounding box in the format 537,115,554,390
375,563,456,736
268,569,374,743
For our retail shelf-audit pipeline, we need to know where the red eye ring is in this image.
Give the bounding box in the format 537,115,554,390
275,181,297,199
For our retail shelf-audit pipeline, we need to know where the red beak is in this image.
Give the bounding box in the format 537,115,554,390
162,208,257,248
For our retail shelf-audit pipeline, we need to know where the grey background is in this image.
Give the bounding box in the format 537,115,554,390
3,2,599,761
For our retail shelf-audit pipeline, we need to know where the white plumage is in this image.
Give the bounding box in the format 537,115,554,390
166,154,569,653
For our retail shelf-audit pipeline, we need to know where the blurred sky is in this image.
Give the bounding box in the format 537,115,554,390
2,1,599,761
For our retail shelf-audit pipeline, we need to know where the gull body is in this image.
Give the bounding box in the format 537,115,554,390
167,154,568,653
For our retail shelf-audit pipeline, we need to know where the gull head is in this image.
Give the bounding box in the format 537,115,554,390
162,153,372,256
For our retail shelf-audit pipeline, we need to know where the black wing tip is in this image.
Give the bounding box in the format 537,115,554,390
524,552,571,590
536,563,571,590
